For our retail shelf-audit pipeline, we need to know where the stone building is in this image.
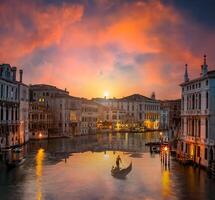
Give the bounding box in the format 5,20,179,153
93,94,161,130
160,99,181,131
0,64,29,149
29,84,100,137
50,94,81,137
18,73,29,144
29,84,70,138
78,99,99,135
160,108,169,129
178,55,215,167
29,101,53,139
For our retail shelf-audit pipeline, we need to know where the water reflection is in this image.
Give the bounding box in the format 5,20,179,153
0,132,214,200
28,132,161,157
162,170,171,198
36,149,44,200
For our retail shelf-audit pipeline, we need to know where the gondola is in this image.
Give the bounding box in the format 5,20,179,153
111,162,132,178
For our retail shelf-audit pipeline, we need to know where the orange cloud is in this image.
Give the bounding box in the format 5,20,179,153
0,1,84,61
0,0,214,99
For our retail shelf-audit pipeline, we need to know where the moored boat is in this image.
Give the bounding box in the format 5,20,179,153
13,147,23,153
6,158,26,169
111,162,132,178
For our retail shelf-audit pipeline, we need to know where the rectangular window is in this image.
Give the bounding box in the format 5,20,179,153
185,143,188,153
0,107,3,120
6,86,8,98
6,108,8,120
206,118,208,138
139,113,142,120
199,93,201,109
206,92,208,109
197,146,200,157
187,96,189,110
181,143,183,151
205,148,208,160
198,119,201,137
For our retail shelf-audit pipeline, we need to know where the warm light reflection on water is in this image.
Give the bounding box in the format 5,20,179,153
36,148,44,200
162,170,171,197
0,133,214,200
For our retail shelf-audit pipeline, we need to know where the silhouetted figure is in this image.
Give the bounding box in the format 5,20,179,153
116,155,122,169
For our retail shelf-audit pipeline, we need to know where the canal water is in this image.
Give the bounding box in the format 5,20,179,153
0,132,214,200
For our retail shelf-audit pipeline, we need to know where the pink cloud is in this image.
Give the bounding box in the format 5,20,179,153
0,0,214,99
0,1,84,61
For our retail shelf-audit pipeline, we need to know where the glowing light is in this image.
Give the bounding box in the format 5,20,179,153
39,133,42,138
162,170,171,197
164,146,168,151
116,122,121,130
36,148,44,200
103,153,110,160
104,91,109,98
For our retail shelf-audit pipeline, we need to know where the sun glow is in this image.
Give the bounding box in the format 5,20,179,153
104,91,109,98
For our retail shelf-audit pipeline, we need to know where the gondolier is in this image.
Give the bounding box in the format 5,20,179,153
116,155,122,169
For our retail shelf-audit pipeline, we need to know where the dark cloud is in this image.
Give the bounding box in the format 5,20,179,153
163,0,215,28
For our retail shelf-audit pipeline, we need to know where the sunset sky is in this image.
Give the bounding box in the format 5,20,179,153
0,0,215,99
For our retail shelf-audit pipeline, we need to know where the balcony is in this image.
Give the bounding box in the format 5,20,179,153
181,109,209,116
181,135,213,145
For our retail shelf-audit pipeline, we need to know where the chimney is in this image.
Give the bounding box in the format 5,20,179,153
201,54,208,77
184,64,189,82
11,66,17,81
19,69,23,83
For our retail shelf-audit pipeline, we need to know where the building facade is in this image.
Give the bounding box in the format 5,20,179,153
93,94,161,130
29,84,100,137
78,100,99,135
19,80,30,144
0,64,29,149
29,101,53,139
29,84,70,138
160,99,181,132
178,55,215,167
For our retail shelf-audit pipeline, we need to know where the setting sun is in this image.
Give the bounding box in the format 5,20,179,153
0,0,215,200
104,91,109,98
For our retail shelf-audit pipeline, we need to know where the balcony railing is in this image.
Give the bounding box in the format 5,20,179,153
181,109,209,116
